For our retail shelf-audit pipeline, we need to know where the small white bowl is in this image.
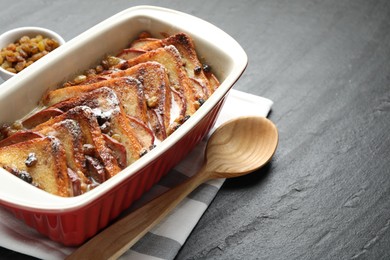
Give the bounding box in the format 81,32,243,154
0,26,65,81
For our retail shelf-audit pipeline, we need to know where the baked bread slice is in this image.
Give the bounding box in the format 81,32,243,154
105,62,174,140
86,62,176,140
0,136,71,197
43,77,148,125
47,87,144,164
35,119,91,195
117,46,199,118
33,106,122,181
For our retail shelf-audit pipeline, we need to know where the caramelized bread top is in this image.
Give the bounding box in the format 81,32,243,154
0,136,70,197
129,32,215,99
44,77,148,125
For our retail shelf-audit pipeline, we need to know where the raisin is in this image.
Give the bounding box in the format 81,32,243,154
100,121,111,133
182,115,191,123
19,170,33,183
73,74,87,84
140,149,148,157
25,153,37,167
203,64,211,73
194,66,202,74
198,98,206,106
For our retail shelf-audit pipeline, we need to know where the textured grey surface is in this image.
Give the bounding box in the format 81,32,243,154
1,0,390,259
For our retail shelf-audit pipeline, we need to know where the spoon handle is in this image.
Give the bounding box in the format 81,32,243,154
67,166,210,260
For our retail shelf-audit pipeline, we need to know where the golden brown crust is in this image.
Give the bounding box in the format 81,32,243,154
36,119,90,195
44,77,147,124
118,46,198,117
0,136,70,197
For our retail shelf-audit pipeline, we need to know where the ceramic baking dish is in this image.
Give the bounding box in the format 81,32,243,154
0,5,247,246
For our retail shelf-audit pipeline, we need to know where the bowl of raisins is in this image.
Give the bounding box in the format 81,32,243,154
0,27,65,81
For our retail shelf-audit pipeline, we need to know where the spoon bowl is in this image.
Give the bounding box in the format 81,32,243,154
206,116,278,179
68,116,278,260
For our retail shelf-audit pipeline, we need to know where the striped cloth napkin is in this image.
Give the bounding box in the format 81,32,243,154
0,89,273,259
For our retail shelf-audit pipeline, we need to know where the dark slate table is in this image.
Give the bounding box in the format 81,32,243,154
1,0,389,259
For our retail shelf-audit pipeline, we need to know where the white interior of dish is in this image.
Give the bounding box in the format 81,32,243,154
0,5,247,212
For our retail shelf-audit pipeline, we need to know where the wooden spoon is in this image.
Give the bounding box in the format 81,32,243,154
67,116,278,260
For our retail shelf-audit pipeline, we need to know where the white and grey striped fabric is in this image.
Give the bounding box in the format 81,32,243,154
0,89,273,259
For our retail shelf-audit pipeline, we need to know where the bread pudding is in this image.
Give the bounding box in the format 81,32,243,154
0,32,219,197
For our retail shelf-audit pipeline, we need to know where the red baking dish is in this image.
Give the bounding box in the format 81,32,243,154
0,5,247,245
